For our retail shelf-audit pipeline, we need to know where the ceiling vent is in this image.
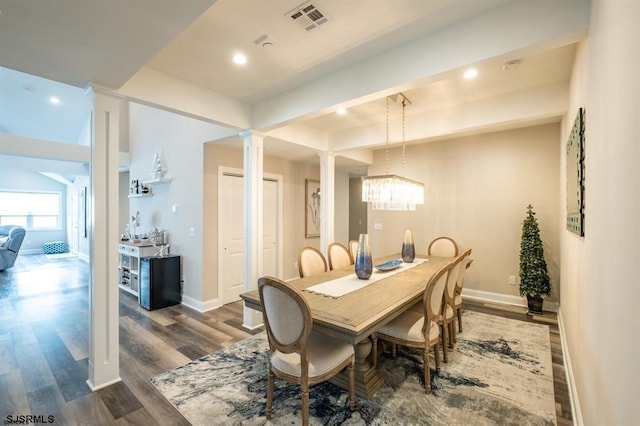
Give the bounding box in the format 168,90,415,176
286,1,329,31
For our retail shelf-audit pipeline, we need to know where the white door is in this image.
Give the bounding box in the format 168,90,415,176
219,173,280,304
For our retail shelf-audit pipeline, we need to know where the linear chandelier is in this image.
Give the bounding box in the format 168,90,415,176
362,94,425,211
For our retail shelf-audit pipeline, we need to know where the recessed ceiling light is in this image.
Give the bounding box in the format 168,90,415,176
49,96,60,104
336,107,347,115
463,68,478,79
232,53,247,65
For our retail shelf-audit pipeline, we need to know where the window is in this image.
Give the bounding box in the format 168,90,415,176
0,191,62,230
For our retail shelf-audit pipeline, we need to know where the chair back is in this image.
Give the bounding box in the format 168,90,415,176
258,276,312,354
0,225,26,253
445,252,467,303
455,248,473,293
298,247,328,277
420,261,453,331
328,243,351,270
348,240,358,264
428,236,459,257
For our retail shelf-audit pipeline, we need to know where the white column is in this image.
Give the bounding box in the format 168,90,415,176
85,85,122,390
319,152,336,258
241,130,264,329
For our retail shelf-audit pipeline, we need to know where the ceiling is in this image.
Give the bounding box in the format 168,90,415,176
0,0,586,175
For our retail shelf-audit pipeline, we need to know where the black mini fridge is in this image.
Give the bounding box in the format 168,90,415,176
139,255,181,310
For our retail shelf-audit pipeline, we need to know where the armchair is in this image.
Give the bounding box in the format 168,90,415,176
0,225,26,271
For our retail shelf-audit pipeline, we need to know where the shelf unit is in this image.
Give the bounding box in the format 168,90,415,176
142,177,172,185
128,192,152,198
118,242,158,297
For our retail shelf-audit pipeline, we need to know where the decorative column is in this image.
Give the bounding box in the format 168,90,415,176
319,152,335,258
85,85,122,390
241,130,264,329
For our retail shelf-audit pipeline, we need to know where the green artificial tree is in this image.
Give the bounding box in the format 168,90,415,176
519,205,551,313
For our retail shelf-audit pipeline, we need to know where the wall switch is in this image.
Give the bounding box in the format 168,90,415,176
294,261,298,271
374,222,383,231
509,275,517,285
189,227,196,237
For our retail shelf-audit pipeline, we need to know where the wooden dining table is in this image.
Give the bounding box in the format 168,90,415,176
240,253,452,399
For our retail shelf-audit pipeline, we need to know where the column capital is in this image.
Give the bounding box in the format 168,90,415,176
84,83,125,100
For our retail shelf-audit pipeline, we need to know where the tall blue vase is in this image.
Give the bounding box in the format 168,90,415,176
355,234,373,280
401,229,415,263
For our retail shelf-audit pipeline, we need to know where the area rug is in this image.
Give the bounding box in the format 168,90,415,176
150,311,555,425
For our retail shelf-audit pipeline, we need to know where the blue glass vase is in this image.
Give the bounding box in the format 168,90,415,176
355,234,372,280
401,229,415,263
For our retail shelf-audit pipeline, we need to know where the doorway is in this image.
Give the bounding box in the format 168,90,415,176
217,167,283,305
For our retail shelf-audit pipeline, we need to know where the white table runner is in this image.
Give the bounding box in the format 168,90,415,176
304,258,427,298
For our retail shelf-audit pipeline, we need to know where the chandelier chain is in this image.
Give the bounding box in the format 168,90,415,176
402,99,406,176
385,97,390,175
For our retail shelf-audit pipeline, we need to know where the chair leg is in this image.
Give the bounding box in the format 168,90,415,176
392,342,397,357
348,356,356,410
423,347,431,394
441,324,448,363
372,335,378,368
457,307,463,333
449,321,455,348
301,384,310,426
266,366,274,420
434,341,441,372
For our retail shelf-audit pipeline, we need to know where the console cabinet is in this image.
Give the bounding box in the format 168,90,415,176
118,242,157,297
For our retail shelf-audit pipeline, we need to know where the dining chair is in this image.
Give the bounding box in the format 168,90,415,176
453,249,473,336
327,242,352,270
371,260,453,394
258,276,355,425
297,246,328,278
441,251,469,353
427,236,459,257
348,240,358,265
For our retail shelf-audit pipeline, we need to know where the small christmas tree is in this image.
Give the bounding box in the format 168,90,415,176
519,205,551,298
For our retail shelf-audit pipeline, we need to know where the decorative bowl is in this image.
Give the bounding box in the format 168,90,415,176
375,259,403,272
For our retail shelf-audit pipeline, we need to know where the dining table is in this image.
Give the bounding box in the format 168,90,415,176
240,253,452,399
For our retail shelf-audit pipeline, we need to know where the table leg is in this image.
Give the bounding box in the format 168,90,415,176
329,337,385,399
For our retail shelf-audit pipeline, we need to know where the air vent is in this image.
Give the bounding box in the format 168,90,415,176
286,1,329,31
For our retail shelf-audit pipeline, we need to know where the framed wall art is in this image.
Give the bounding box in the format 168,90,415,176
305,179,321,238
566,108,585,237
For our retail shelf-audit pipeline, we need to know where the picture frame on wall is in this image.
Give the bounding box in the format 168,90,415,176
566,108,585,237
305,179,320,238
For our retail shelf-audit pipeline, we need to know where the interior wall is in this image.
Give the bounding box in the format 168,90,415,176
561,1,640,423
202,143,321,305
367,123,561,305
118,170,130,238
349,177,367,241
128,102,226,305
0,168,67,253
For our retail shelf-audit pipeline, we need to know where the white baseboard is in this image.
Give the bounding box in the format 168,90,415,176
21,249,42,255
86,376,122,392
181,295,219,312
558,308,583,425
462,288,558,313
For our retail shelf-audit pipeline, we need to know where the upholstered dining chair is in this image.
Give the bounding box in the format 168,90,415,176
371,260,453,394
348,240,358,265
441,251,469,354
327,242,352,270
298,247,328,278
453,249,473,336
258,276,355,425
427,236,459,257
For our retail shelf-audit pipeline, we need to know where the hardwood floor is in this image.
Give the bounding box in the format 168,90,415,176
0,254,572,425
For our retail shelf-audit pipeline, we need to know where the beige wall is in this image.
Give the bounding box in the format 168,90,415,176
349,177,367,241
202,143,321,302
561,1,640,423
367,123,561,304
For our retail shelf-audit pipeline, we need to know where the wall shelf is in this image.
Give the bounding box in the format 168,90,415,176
142,177,172,185
128,192,152,198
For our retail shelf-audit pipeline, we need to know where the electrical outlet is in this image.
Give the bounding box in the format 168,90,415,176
294,261,298,271
374,222,383,231
509,275,517,285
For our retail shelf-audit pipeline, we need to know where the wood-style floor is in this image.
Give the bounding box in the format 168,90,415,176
0,254,572,425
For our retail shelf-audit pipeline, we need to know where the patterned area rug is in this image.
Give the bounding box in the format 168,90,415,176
150,311,555,425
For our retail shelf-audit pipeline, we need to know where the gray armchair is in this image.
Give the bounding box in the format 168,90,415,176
0,225,26,271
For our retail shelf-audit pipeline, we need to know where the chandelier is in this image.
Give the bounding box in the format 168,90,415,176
362,94,425,211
